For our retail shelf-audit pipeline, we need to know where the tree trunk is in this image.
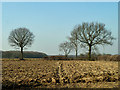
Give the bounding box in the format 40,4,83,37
65,54,68,58
88,45,91,60
75,48,78,58
20,47,24,60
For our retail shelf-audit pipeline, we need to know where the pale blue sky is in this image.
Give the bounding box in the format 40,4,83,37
2,2,118,55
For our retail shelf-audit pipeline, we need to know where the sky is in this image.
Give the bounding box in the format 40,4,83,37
2,2,118,55
119,2,120,55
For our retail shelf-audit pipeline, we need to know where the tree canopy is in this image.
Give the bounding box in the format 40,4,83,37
8,27,34,60
74,22,115,60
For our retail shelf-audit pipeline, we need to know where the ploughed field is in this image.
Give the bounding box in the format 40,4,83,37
2,59,119,89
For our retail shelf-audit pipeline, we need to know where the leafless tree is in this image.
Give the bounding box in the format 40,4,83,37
8,27,34,60
68,28,80,58
75,22,115,60
59,41,73,57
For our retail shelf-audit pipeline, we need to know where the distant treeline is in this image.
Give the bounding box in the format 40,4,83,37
2,51,48,58
44,55,97,60
44,54,120,61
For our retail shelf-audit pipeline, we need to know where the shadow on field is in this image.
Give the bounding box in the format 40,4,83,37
2,80,34,90
2,79,119,90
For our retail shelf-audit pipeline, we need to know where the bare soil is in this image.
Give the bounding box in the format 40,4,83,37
2,59,119,89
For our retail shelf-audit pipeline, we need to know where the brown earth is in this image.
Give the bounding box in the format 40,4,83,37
2,59,119,89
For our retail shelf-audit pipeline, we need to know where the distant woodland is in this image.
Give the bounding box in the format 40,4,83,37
2,51,47,58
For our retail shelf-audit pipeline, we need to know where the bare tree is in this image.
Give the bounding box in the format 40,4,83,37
75,22,115,60
68,28,80,58
59,41,73,57
8,27,34,60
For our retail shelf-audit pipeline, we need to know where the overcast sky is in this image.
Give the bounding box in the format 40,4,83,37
2,2,118,55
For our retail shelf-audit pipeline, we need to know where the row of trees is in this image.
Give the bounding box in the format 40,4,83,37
8,22,115,60
59,22,115,60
